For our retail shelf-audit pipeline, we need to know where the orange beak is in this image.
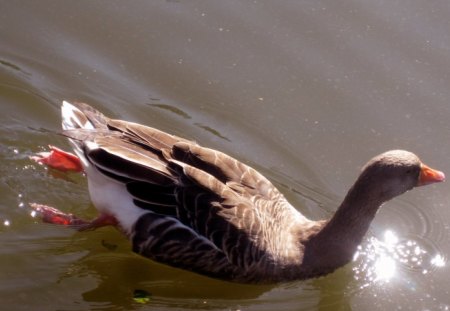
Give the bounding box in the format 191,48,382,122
417,163,446,186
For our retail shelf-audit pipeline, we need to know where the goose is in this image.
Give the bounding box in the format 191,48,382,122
30,101,445,283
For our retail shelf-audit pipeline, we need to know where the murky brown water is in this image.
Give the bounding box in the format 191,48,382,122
1,1,450,310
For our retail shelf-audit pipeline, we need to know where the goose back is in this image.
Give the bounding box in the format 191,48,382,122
63,102,315,283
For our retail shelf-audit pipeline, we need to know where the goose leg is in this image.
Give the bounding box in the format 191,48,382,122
30,148,116,230
30,145,83,172
30,203,118,231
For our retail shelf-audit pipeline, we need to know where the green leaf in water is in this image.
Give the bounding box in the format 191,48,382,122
133,289,152,304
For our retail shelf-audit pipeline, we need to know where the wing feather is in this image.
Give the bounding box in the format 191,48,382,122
170,142,282,200
62,102,303,282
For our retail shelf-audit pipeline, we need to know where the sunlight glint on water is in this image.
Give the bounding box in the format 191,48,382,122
353,230,446,288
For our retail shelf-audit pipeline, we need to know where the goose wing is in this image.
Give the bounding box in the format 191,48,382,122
64,103,302,281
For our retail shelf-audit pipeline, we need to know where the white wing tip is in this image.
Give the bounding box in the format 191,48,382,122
61,100,94,130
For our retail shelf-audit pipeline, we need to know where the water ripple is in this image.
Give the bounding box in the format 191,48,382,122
352,229,446,287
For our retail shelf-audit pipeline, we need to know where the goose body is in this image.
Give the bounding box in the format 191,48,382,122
34,101,445,283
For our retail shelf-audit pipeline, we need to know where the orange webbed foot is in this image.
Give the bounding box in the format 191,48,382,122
30,203,118,231
30,203,89,227
30,145,83,172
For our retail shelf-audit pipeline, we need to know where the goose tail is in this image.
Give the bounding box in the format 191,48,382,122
61,100,109,168
61,100,108,131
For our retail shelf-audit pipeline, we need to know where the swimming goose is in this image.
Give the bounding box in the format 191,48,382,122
30,101,445,283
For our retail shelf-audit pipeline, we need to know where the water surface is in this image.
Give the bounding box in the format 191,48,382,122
1,1,450,310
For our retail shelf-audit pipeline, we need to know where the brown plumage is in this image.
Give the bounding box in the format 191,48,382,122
50,101,445,283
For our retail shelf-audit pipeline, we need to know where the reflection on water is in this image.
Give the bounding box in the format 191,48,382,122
193,122,231,142
148,102,192,120
150,102,232,141
353,229,446,287
430,254,445,268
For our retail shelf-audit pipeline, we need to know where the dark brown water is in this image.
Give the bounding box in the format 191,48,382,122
1,1,450,310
